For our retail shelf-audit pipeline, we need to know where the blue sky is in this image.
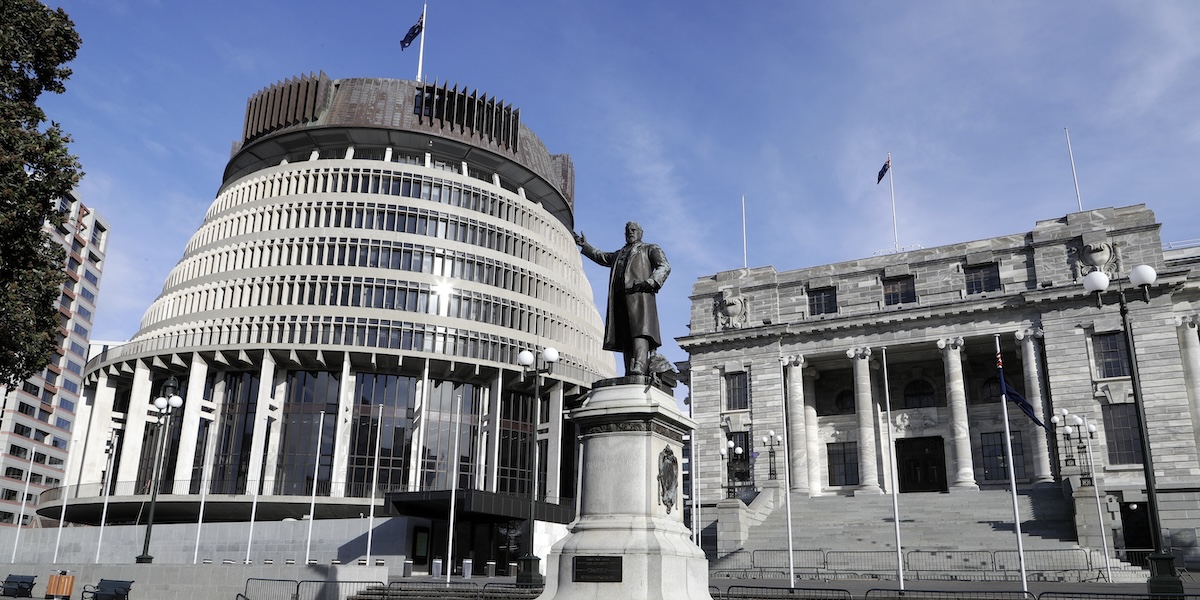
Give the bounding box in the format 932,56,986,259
44,1,1200,370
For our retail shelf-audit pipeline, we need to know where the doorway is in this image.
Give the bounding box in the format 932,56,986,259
896,436,948,492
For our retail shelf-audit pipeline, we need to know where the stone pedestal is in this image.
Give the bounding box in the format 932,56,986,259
537,381,713,600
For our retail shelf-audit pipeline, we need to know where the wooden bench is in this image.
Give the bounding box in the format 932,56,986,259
0,574,34,598
80,579,133,600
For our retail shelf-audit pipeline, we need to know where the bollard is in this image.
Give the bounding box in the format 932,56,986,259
509,562,518,576
462,559,473,579
432,558,443,578
486,561,496,577
402,560,413,577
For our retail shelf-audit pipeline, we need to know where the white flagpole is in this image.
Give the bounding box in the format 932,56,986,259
777,353,796,588
1065,128,1083,211
741,194,748,269
305,410,326,564
53,441,73,563
11,451,35,563
366,403,384,565
416,2,428,83
96,430,117,563
887,152,899,252
445,392,464,584
880,347,904,588
193,426,215,564
246,416,271,564
995,334,1029,593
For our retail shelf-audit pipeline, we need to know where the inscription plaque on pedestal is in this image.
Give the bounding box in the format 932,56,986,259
571,556,623,582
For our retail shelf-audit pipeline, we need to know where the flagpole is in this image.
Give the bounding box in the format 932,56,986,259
741,194,747,269
995,334,1029,593
11,451,35,563
880,347,904,589
193,426,215,564
96,429,117,563
416,2,428,83
305,410,325,565
887,152,898,252
53,441,73,563
445,392,464,584
366,403,383,566
777,351,796,588
1065,128,1083,211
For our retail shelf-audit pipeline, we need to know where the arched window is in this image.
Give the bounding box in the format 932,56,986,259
974,377,1002,405
902,380,936,408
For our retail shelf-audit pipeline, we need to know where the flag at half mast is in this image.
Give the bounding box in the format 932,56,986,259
996,350,1048,430
877,158,891,184
401,14,424,50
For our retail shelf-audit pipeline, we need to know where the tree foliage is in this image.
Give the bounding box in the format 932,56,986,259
0,1,82,387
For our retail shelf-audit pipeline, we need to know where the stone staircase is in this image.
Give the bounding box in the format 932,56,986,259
714,484,1147,582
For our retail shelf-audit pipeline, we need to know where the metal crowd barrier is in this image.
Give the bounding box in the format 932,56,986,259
864,590,1035,600
723,584,854,599
244,578,386,600
709,548,1122,582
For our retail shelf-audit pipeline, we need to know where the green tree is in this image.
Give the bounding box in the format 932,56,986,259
0,1,82,387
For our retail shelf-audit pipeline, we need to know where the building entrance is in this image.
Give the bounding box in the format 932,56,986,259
896,436,948,492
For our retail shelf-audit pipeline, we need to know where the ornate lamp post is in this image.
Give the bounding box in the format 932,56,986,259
135,375,184,564
761,431,783,480
718,439,743,499
1082,265,1183,593
1051,409,1112,582
515,347,557,586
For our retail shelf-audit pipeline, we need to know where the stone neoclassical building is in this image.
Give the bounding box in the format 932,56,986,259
46,74,614,568
680,204,1200,563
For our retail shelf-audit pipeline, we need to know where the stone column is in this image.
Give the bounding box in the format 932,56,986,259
171,355,210,493
1177,316,1200,461
848,347,882,494
784,356,808,494
803,367,823,496
117,360,154,486
330,356,354,498
1016,328,1053,483
246,352,277,497
938,337,978,491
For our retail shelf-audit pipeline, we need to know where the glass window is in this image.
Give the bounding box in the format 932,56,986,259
883,276,916,306
981,431,1025,481
828,442,859,486
1102,403,1143,465
965,263,1001,294
1093,332,1130,379
83,270,99,285
725,371,749,411
808,287,837,316
902,380,937,408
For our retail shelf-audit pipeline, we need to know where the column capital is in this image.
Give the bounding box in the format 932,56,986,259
936,337,964,351
1014,327,1044,341
780,354,804,368
845,347,871,360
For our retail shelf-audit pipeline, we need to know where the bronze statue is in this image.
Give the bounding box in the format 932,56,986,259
575,221,670,376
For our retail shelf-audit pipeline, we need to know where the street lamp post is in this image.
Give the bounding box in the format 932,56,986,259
1082,265,1183,593
1051,409,1112,583
136,375,184,564
515,347,558,586
718,439,743,499
761,431,782,480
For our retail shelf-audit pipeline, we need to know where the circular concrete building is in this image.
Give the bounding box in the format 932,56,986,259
50,75,614,567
